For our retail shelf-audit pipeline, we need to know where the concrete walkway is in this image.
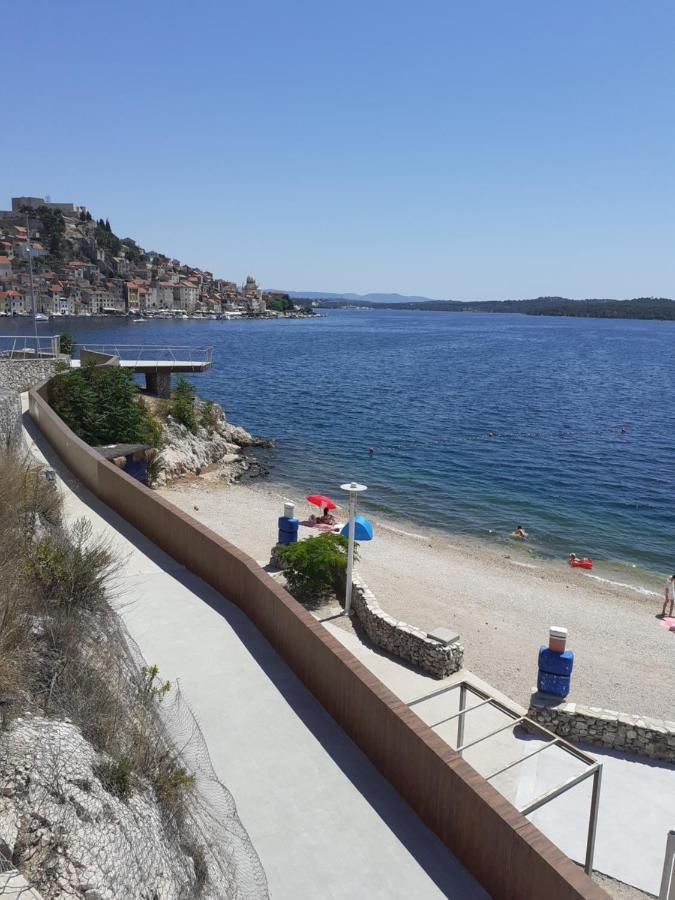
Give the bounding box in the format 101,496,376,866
21,412,487,900
322,620,675,896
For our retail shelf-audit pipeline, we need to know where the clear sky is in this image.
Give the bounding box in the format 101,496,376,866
2,0,673,300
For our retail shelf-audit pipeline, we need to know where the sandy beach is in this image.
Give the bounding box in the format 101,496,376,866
159,476,673,722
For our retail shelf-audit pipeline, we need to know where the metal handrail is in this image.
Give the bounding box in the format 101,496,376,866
0,334,60,358
407,679,602,875
79,344,212,366
661,830,675,900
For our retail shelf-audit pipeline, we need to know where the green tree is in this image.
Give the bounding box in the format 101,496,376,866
276,532,355,602
34,205,67,264
50,364,163,447
121,238,143,265
58,332,75,355
95,219,121,256
171,376,197,432
265,294,294,313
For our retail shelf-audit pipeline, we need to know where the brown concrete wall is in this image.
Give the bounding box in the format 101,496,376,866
79,350,119,367
27,383,606,900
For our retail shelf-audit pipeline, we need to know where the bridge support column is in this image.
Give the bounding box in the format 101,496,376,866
145,371,171,398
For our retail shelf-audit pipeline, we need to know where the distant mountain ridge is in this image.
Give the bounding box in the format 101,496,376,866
280,291,675,320
284,290,444,304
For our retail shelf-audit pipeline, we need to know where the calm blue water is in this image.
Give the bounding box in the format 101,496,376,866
11,311,675,575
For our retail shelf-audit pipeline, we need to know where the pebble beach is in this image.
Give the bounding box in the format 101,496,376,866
160,476,673,723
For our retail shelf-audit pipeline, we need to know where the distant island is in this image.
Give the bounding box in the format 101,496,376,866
287,292,675,321
0,195,313,320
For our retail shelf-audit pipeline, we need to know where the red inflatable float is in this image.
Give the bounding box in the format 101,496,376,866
568,554,593,569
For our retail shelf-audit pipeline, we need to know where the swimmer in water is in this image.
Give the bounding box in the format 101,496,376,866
513,524,528,539
367,447,374,455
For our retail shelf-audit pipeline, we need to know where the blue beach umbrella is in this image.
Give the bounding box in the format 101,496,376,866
340,515,374,541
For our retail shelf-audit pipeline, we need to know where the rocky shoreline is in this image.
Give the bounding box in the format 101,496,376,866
154,397,272,487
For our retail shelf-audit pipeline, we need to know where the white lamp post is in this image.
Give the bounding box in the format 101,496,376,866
340,481,367,616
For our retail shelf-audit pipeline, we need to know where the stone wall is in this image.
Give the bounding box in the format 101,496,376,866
0,389,23,452
349,574,464,678
0,359,63,394
528,692,675,763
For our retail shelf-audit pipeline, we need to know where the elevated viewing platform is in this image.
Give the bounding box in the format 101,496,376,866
72,344,213,396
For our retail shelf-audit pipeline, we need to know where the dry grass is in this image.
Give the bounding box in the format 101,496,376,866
0,455,61,721
0,453,194,821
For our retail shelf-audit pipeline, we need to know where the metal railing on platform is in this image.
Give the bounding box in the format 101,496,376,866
660,830,675,900
0,335,60,359
79,344,212,366
408,680,603,876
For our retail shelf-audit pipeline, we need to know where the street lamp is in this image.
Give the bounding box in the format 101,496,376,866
340,481,367,616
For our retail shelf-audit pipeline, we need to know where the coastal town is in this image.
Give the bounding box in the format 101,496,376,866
0,195,310,319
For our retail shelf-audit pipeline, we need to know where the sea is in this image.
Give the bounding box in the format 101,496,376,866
8,310,675,588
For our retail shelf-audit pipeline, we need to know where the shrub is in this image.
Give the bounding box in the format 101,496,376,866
58,332,75,355
276,532,355,602
140,663,171,702
50,365,163,448
96,756,136,800
151,754,195,811
137,397,164,448
171,377,197,432
24,518,115,614
200,400,217,433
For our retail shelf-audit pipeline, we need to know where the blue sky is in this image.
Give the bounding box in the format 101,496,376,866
2,1,673,300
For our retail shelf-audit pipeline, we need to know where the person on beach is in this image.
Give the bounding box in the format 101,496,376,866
318,506,336,525
662,575,675,618
513,524,528,539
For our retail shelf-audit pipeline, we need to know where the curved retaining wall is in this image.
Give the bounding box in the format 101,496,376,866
349,574,463,677
270,548,464,678
28,380,606,900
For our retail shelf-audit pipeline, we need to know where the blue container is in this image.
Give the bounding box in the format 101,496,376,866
278,516,299,545
538,647,574,677
537,671,571,697
278,516,299,534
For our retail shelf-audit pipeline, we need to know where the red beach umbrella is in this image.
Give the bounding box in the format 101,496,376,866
306,494,336,510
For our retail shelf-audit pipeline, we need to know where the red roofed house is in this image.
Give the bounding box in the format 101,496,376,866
0,256,11,277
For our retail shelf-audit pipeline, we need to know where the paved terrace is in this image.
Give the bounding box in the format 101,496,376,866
321,619,675,897
21,407,486,900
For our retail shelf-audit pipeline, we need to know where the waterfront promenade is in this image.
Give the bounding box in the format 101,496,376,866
162,477,675,897
21,408,486,900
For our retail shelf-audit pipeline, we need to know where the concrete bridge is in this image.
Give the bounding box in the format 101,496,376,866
72,344,213,396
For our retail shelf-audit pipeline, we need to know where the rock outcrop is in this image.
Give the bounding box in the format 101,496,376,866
0,389,23,452
0,717,199,899
156,399,271,486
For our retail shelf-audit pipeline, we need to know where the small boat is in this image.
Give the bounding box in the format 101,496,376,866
34,312,49,322
569,555,593,569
